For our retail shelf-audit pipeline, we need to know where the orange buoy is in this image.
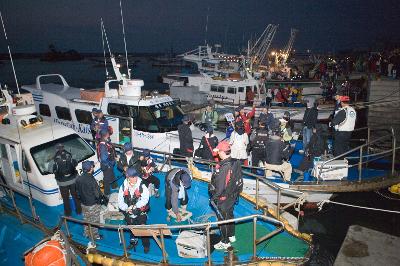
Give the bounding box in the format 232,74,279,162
25,240,66,266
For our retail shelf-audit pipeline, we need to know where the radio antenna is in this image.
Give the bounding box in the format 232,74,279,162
119,0,130,79
0,11,20,95
204,6,210,45
100,18,109,78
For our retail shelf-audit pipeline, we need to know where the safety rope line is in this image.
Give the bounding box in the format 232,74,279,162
317,199,400,214
374,190,400,201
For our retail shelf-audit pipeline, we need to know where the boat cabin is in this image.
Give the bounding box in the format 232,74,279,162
0,94,101,206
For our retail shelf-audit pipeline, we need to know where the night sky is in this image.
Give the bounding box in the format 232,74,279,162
0,0,399,54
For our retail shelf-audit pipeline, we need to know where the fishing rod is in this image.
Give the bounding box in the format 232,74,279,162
0,11,20,95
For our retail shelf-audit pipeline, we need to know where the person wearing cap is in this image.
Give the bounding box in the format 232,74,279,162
90,108,109,142
53,143,82,216
177,115,194,157
138,149,160,197
76,161,102,240
301,101,318,154
117,142,142,174
263,134,293,182
97,129,117,195
249,121,269,168
279,117,293,143
229,120,249,165
165,168,192,222
331,95,356,156
118,167,150,252
235,104,256,135
210,141,242,250
195,125,219,161
201,103,219,129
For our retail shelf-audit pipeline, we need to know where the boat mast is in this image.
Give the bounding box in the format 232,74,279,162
0,11,20,95
100,18,109,79
119,0,130,79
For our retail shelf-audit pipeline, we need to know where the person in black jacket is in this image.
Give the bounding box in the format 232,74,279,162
210,141,242,250
249,121,269,168
177,115,194,157
264,134,292,181
196,126,218,161
302,101,318,154
299,126,327,171
117,142,142,174
76,160,102,240
53,143,82,216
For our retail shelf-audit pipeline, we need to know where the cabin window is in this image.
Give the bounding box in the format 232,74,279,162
39,104,51,117
218,86,225,93
30,134,94,175
150,102,184,132
136,107,159,132
75,109,92,124
108,103,130,117
227,87,236,94
210,85,218,92
0,144,7,158
22,151,31,172
238,87,244,93
55,106,72,121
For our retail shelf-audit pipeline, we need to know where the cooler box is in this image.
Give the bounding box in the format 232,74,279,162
312,158,348,180
176,231,207,258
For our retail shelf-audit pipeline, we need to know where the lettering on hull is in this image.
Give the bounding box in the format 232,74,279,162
53,118,91,134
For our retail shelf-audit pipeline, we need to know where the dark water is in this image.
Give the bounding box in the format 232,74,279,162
1,58,399,265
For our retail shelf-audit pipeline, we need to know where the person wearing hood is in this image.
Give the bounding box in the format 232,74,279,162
196,126,219,161
302,101,318,154
235,105,256,135
117,142,143,174
201,103,219,129
118,167,150,252
229,121,249,164
165,168,192,222
177,115,194,157
299,126,327,171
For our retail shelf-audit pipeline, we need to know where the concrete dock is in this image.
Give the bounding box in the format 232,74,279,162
334,225,400,266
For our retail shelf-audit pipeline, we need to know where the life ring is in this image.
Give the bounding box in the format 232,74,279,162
25,240,66,266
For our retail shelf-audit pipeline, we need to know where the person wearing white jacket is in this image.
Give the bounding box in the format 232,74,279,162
229,121,249,163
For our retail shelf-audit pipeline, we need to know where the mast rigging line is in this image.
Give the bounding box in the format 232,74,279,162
0,11,20,95
100,18,109,78
119,0,130,79
317,199,400,214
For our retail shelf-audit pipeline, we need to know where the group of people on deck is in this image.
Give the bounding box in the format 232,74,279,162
50,93,356,253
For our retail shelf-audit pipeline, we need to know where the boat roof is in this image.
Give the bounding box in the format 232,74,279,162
23,83,82,101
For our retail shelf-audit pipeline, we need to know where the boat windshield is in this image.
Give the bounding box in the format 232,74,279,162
149,101,184,132
30,134,95,175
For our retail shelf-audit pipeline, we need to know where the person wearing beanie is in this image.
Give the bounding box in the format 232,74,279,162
76,161,102,240
53,142,81,216
195,126,219,161
165,168,192,222
264,134,293,182
138,149,160,197
90,108,109,142
210,141,243,250
235,104,256,135
177,115,194,157
97,129,117,195
117,142,142,174
331,95,356,156
118,167,150,252
249,121,269,168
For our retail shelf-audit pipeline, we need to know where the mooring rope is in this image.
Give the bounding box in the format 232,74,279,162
317,199,400,214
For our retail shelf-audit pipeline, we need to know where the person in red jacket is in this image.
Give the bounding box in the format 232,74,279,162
235,105,256,135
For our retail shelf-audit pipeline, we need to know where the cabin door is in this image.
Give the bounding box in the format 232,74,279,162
0,144,23,189
106,116,132,145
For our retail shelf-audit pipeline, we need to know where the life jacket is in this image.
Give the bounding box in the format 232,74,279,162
253,129,269,152
97,140,116,161
211,158,243,201
53,151,76,181
121,181,149,212
335,106,356,132
142,158,154,179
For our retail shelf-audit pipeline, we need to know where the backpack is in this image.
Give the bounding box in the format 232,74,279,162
54,151,76,178
224,158,243,199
